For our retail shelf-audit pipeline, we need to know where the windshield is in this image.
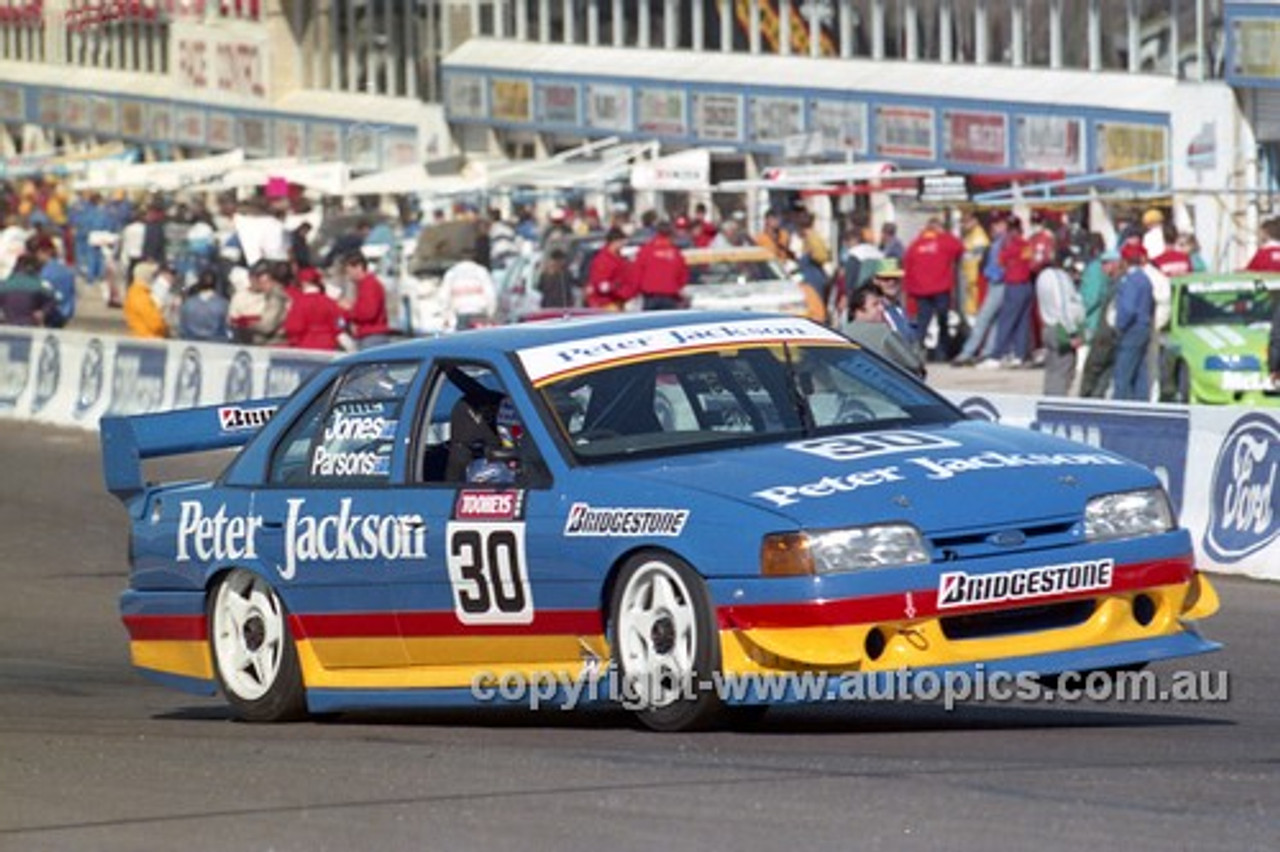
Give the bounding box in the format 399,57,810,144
536,342,959,462
1180,284,1276,327
688,258,788,286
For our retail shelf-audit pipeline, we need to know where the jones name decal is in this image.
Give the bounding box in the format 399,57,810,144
563,503,690,537
937,559,1115,609
175,498,426,580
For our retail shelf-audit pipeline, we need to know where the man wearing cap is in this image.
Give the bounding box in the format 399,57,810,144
284,267,345,350
1078,245,1124,398
586,227,635,310
240,260,291,346
872,258,915,341
1113,241,1155,400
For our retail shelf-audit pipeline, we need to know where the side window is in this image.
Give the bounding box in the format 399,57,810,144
267,361,418,486
418,363,523,485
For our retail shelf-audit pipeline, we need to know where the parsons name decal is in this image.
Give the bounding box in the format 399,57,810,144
938,559,1114,609
563,503,690,537
176,498,426,580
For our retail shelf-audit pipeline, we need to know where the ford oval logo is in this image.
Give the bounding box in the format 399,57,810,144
1203,413,1279,563
988,530,1026,548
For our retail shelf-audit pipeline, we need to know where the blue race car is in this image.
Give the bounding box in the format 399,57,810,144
102,312,1220,731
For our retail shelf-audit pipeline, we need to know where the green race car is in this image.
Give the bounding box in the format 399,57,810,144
1161,272,1280,406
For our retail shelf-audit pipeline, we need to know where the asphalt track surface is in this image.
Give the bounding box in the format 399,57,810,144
2,419,1278,852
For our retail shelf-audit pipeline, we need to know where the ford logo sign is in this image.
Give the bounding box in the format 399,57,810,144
987,529,1026,548
1203,413,1279,563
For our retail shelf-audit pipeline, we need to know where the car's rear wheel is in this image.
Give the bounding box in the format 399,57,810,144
1171,361,1190,404
209,569,307,722
610,553,724,732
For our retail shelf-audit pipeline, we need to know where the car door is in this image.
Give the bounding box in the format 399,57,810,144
398,359,603,677
252,360,424,671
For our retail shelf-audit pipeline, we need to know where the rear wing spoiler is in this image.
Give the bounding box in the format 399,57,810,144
101,399,286,500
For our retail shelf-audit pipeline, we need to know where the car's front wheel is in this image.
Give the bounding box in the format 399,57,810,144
610,553,724,732
209,569,307,722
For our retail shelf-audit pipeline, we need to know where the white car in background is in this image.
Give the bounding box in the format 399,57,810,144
496,243,810,321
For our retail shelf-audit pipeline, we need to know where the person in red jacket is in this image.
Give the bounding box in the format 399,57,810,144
1245,218,1280,272
986,216,1036,367
585,227,635,310
284,267,346,351
1151,222,1193,277
632,220,690,310
338,250,391,349
903,217,964,359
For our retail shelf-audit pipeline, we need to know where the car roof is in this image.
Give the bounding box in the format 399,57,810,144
337,310,808,366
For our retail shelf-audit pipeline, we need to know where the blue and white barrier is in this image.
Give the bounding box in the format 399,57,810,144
1,327,1275,582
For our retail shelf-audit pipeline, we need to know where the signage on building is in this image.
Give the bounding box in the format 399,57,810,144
586,83,631,133
1096,121,1169,186
308,124,342,161
1015,114,1085,172
491,78,532,123
1229,16,1280,80
944,110,1008,166
693,92,743,143
536,82,580,125
120,101,145,138
918,174,971,204
446,74,487,120
174,108,207,146
207,111,236,149
876,105,935,160
637,87,687,136
176,27,270,102
275,120,305,158
750,95,803,145
810,98,868,156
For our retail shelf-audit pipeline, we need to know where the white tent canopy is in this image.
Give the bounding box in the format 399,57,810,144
631,148,713,192
716,161,944,191
78,149,247,192
343,164,485,197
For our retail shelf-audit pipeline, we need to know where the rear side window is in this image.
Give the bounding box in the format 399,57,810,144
267,362,419,486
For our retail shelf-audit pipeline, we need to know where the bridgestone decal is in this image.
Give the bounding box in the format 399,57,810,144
563,503,690,537
937,559,1115,609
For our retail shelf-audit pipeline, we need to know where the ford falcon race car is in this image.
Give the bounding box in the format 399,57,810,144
1160,273,1280,405
102,312,1220,731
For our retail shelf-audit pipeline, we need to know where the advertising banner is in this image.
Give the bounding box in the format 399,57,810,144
692,92,743,143
490,78,532,123
637,87,687,136
275,119,305,158
308,123,343,161
1015,114,1086,172
119,101,146,138
61,94,91,131
207,111,236,149
237,115,272,157
750,95,804,145
1229,16,1280,80
944,109,1008,167
0,85,25,122
446,74,487,120
876,104,936,159
36,91,60,127
146,102,174,143
91,98,120,136
1096,121,1169,186
536,81,580,125
810,98,868,156
586,83,631,132
174,107,207,147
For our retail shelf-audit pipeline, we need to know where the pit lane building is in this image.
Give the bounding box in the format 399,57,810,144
1,1,1276,266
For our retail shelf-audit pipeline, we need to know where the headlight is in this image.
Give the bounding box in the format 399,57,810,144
1084,488,1175,542
761,524,930,576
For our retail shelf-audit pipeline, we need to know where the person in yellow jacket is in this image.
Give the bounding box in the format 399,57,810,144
123,261,168,339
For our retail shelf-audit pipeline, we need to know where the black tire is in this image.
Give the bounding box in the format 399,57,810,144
208,569,307,722
1174,362,1191,404
609,552,725,732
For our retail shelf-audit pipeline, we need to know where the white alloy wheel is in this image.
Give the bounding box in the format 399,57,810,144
611,553,723,731
209,569,305,721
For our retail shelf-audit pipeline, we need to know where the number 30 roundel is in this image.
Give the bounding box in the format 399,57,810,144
445,521,535,625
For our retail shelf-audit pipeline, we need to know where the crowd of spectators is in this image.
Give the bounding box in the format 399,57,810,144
1,171,1274,403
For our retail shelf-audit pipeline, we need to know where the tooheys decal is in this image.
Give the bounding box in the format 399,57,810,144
937,559,1115,609
454,490,525,521
563,503,690,536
